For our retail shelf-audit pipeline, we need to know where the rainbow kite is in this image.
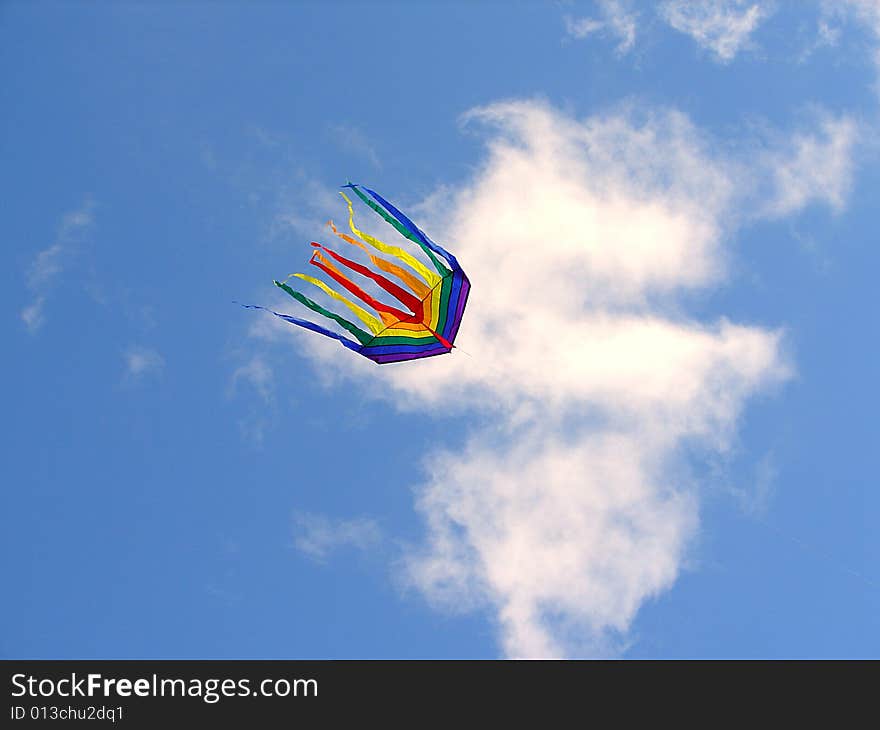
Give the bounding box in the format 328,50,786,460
242,183,470,364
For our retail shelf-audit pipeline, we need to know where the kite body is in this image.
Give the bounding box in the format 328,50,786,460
243,184,470,364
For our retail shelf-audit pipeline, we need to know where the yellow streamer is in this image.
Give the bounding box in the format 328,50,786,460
290,273,383,335
339,192,441,287
328,221,430,299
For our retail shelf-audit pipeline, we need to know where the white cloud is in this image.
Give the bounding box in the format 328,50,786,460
729,452,778,517
816,19,843,50
564,16,604,40
292,512,382,562
273,177,344,241
564,0,638,55
797,18,843,65
27,243,65,289
249,98,861,656
660,0,772,63
123,346,165,381
20,297,46,332
231,355,274,402
327,123,382,170
21,200,94,332
830,0,880,34
414,429,700,657
228,355,276,445
823,0,880,93
391,101,791,656
762,112,859,217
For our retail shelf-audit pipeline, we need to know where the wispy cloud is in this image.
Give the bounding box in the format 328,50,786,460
828,0,880,38
21,200,95,332
761,111,859,217
21,298,47,332
660,0,773,63
228,355,276,444
273,177,344,241
327,123,382,170
798,18,842,64
231,355,274,403
123,346,165,382
292,512,382,562
564,0,638,55
730,452,779,517
564,16,604,40
822,0,880,94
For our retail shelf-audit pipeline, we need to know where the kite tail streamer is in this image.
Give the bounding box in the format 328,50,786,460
237,303,363,353
342,184,450,276
287,272,383,335
362,186,461,272
273,280,374,345
310,242,423,314
338,192,441,286
307,252,414,322
328,220,430,299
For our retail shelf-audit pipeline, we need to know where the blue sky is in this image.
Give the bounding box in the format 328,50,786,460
2,0,877,658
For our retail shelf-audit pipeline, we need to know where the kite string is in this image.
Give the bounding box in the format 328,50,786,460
754,516,877,589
